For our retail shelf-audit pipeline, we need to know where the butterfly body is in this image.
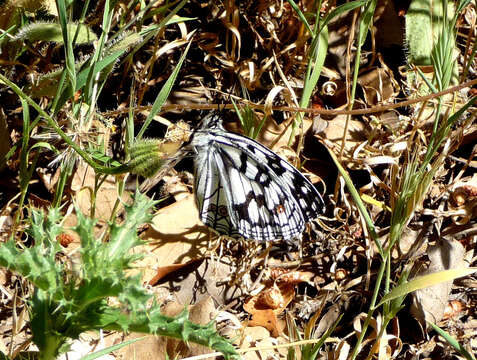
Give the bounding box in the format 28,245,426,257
188,113,324,242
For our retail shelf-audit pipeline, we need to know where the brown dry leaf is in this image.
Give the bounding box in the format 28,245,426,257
243,284,294,314
155,297,221,359
358,66,399,106
273,269,314,284
442,300,466,320
182,296,218,358
240,326,288,360
148,258,205,286
243,282,295,336
116,334,167,360
410,239,467,327
315,114,366,155
449,174,477,225
143,194,208,269
71,161,130,221
246,309,284,338
142,195,242,304
118,298,219,360
257,116,313,151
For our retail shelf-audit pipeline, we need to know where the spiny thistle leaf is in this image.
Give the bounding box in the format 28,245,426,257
0,192,238,359
0,208,64,297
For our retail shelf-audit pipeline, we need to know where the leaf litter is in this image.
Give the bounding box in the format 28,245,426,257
0,0,476,359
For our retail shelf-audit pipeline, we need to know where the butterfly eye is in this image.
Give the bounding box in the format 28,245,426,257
217,205,229,217
207,204,217,212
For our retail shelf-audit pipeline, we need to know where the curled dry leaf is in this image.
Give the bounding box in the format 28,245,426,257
271,268,314,284
449,175,477,225
410,239,467,327
442,299,466,320
255,116,314,151
243,283,294,313
243,270,312,336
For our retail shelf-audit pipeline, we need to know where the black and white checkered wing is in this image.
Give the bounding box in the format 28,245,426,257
190,113,324,242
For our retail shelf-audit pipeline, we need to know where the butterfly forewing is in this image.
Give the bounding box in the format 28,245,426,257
190,113,325,242
194,145,240,238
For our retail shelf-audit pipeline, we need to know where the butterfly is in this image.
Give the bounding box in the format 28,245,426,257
185,112,325,242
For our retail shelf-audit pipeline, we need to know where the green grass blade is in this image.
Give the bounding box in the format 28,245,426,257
137,40,192,139
328,148,381,253
427,322,476,360
79,337,147,360
320,0,366,32
377,268,477,307
285,0,313,34
56,0,76,98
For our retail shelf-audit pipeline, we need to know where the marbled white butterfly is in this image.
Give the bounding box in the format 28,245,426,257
186,112,325,242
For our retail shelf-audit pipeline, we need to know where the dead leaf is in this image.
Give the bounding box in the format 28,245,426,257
143,194,208,270
141,195,243,304
449,174,477,225
158,297,220,359
358,66,399,106
239,326,288,360
442,300,466,320
184,296,218,358
247,309,284,337
410,239,467,327
71,161,130,221
315,114,366,155
116,334,167,360
243,280,298,337
148,258,206,286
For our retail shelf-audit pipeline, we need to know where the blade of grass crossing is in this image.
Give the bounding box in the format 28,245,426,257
319,0,367,33
427,322,476,360
79,337,148,360
285,0,313,34
377,268,477,307
56,0,76,98
137,40,192,139
83,0,114,106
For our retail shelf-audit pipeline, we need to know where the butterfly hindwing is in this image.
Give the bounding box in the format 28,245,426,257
214,141,306,241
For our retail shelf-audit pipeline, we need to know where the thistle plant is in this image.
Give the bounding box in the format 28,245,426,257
0,192,238,360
